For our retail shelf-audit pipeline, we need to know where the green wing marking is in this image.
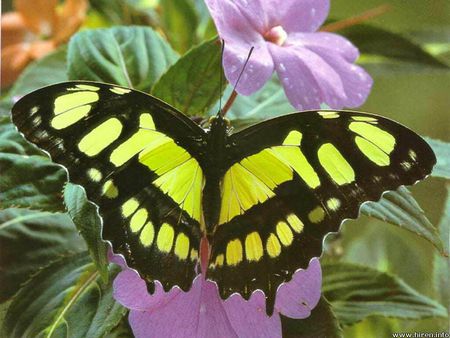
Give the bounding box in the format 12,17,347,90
12,81,207,292
207,110,436,314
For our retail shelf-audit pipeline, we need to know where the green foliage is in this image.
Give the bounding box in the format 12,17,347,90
2,253,126,338
152,38,224,116
160,0,199,53
0,116,42,156
339,24,449,73
67,26,178,92
323,263,448,325
89,0,158,26
0,102,11,118
7,47,68,101
64,184,110,282
193,0,217,40
0,209,85,303
104,317,133,338
0,154,66,212
338,217,435,293
282,297,343,337
425,138,450,179
361,186,443,253
433,185,450,310
226,77,292,122
0,117,66,212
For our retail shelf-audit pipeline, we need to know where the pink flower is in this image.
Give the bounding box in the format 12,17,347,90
206,0,373,110
110,250,321,338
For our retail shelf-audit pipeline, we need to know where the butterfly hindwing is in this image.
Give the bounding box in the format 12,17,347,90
12,81,207,291
207,110,435,312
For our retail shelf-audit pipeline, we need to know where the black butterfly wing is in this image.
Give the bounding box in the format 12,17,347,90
207,110,435,314
12,81,207,292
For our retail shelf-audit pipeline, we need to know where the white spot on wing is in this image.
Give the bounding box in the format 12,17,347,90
409,149,417,161
110,87,131,95
33,115,42,124
326,198,341,211
401,161,412,171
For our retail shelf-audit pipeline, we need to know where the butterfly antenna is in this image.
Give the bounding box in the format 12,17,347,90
218,39,225,116
233,46,254,92
221,46,255,117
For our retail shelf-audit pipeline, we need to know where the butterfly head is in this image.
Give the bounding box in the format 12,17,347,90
209,114,231,133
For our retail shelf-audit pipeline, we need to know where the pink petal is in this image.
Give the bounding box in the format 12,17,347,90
204,0,263,44
276,0,330,33
224,290,282,338
275,258,322,319
288,32,359,62
229,0,271,33
205,0,275,95
223,42,274,95
127,276,238,338
113,269,181,311
310,51,373,108
107,245,127,268
114,271,285,337
269,43,346,110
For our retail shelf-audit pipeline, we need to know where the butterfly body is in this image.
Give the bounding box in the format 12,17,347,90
12,81,435,314
202,115,231,232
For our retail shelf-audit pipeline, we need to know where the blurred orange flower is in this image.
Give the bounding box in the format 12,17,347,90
1,0,88,89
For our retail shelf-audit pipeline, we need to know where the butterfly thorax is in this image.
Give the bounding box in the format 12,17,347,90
202,115,231,235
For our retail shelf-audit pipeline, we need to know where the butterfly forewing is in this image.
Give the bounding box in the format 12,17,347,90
12,81,207,292
207,110,435,313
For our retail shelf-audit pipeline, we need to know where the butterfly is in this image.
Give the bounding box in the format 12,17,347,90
12,81,435,314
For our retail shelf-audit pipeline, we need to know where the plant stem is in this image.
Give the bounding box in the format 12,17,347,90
221,90,238,117
320,4,391,32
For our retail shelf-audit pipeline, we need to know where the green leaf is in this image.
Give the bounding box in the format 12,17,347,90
0,116,43,156
193,0,217,40
424,137,450,179
3,253,126,338
412,28,450,65
152,38,224,116
7,47,68,100
0,300,11,334
0,153,66,212
342,317,404,338
0,101,12,117
0,117,67,212
64,183,109,282
322,262,448,326
281,297,343,338
226,77,293,122
68,26,178,92
104,316,133,338
89,0,158,26
433,184,450,310
360,186,443,253
338,216,435,294
339,24,449,73
160,0,199,53
0,209,85,303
